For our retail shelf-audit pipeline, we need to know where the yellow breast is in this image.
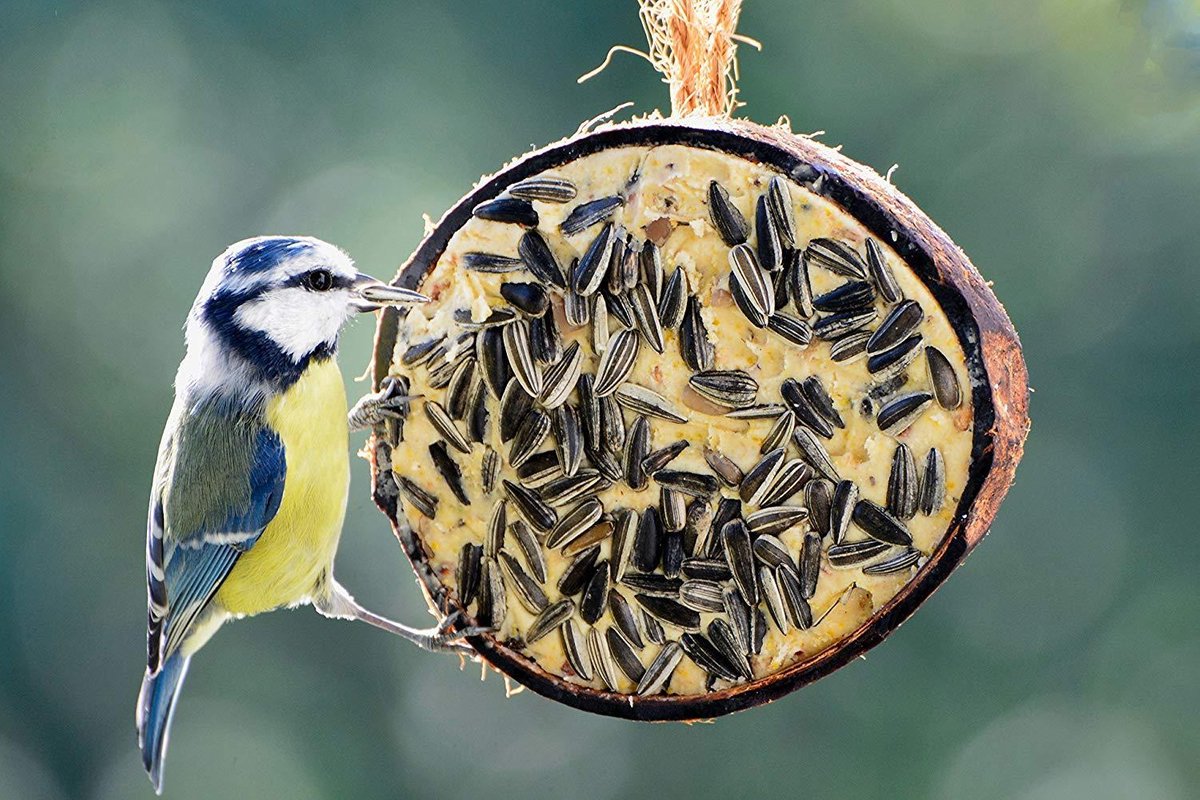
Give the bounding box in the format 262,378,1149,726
216,358,350,615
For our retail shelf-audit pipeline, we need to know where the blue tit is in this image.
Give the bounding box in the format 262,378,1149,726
136,236,483,793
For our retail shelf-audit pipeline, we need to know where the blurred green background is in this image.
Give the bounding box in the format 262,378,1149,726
2,1,1198,797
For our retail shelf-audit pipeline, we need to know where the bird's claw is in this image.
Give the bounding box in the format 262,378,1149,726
348,376,420,430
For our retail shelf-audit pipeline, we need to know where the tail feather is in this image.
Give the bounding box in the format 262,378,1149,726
136,653,190,795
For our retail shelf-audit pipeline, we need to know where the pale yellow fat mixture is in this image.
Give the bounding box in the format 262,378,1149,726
388,145,973,696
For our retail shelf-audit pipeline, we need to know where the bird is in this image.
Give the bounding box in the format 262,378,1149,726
136,235,483,793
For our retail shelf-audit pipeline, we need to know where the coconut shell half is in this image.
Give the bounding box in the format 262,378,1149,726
367,117,1029,720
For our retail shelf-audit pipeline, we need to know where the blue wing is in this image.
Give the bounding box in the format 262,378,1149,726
146,420,286,673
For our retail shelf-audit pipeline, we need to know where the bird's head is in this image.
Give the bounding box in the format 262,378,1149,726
184,235,426,394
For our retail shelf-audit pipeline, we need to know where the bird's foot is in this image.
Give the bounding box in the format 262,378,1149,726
315,583,489,656
348,376,418,431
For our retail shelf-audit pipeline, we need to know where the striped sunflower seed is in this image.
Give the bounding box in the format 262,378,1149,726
473,197,538,226
925,346,963,410
508,175,577,203
688,370,759,409
594,327,640,397
805,238,868,278
919,447,946,515
707,180,749,246
525,599,574,644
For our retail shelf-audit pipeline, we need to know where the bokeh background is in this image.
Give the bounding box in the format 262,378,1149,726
2,1,1198,797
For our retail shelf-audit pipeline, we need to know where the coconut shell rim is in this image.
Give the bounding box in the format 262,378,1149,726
368,116,1030,721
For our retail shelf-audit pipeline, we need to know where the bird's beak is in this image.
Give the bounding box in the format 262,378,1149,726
351,273,429,312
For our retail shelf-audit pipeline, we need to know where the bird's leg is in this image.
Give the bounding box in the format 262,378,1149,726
314,580,487,654
348,376,418,431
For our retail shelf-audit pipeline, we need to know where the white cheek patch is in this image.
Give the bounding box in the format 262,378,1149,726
233,287,353,360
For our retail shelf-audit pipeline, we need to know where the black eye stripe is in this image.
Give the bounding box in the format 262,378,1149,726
283,269,352,291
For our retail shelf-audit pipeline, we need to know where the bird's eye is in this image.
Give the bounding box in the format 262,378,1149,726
303,269,334,292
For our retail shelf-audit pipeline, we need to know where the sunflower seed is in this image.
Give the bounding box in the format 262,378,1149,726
761,412,795,454
778,567,812,629
500,281,550,318
509,175,577,203
529,311,562,364
801,376,844,429
397,476,438,519
563,288,590,327
484,501,507,558
640,609,667,644
621,572,681,597
588,445,623,483
654,470,720,497
642,441,689,476
497,383,532,445
815,308,879,340
710,618,753,680
729,243,775,326
558,544,601,595
541,471,607,508
919,447,946,515
739,448,785,504
480,446,500,494
587,627,619,691
455,307,519,331
623,415,650,490
581,564,611,625
868,333,923,380
467,389,489,443
779,379,834,439
703,448,744,487
615,383,687,423
925,346,962,410
401,336,444,367
429,441,469,504
805,238,868,278
752,534,792,568
561,195,622,236
751,607,767,655
562,518,613,557
708,180,749,246
877,391,933,435
500,551,547,613
813,280,876,313
606,627,644,682
755,195,783,272
635,594,701,632
708,497,741,557
664,531,686,578
502,318,542,398
726,403,789,420
853,500,914,546
509,409,551,468
525,598,574,644
473,196,538,226
828,539,890,567
456,542,482,606
791,427,840,483
760,565,791,633
598,393,626,452
867,300,924,353
573,222,615,296
502,479,557,532
799,532,821,598
576,373,601,451
551,404,583,477
680,295,715,371
830,480,858,544
464,252,523,273
658,267,687,328
785,247,814,317
746,505,808,537
766,176,797,247
607,507,636,583
805,478,834,537
680,632,740,681
590,294,611,353
545,497,603,550
605,231,627,295
723,587,753,655
866,547,923,575
864,237,901,303
886,444,919,520
637,641,683,695
628,284,666,354
510,519,546,583
634,239,662,299
608,590,643,648
681,557,731,582
537,344,581,411
632,507,663,572
424,400,472,454
658,487,686,534
605,289,634,327
767,313,813,346
830,330,871,362
688,370,758,409
757,459,810,507
722,519,758,605
561,619,592,680
478,556,507,627
683,501,715,557
594,327,640,397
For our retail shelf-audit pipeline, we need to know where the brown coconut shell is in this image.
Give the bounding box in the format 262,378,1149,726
367,117,1029,720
